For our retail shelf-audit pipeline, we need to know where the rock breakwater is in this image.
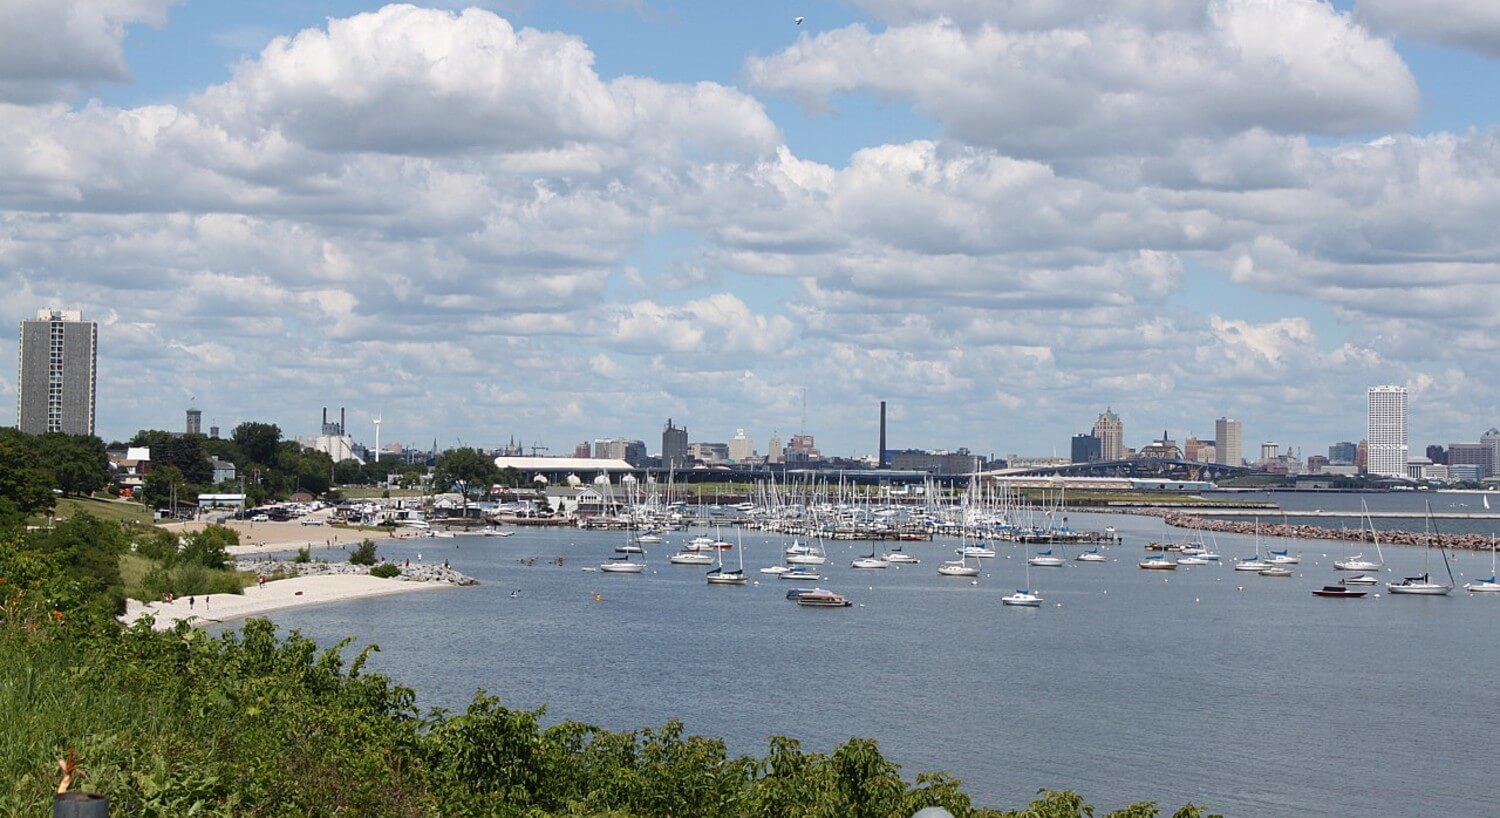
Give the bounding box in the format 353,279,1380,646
236,558,479,585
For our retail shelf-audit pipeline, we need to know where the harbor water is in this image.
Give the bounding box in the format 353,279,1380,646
253,498,1500,817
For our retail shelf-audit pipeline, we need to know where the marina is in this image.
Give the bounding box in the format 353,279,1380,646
254,496,1500,818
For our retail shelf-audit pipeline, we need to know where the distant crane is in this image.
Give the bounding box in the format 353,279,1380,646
530,442,549,457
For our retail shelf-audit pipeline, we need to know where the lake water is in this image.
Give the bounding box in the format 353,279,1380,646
248,495,1500,817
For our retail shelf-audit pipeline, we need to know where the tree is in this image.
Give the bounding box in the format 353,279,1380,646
233,421,283,467
349,539,378,566
435,448,500,499
38,433,109,497
180,524,238,569
131,430,213,485
141,465,187,511
0,428,56,515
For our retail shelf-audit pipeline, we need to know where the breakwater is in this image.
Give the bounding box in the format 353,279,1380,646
235,558,479,585
1156,511,1495,552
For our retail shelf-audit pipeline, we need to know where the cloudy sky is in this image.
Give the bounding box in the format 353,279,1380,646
3,0,1499,460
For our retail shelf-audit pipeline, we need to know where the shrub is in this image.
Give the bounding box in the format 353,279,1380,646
369,563,401,579
349,539,378,566
293,546,311,564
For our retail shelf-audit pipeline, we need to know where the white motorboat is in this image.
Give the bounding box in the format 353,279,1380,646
1341,574,1379,586
1074,548,1106,563
1028,549,1064,567
1002,589,1043,606
669,551,714,565
685,536,716,552
636,533,664,544
1234,558,1274,571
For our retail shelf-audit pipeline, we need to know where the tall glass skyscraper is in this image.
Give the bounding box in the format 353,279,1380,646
1366,385,1409,478
17,309,97,436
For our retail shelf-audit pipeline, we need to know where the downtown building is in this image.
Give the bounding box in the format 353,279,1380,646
17,308,97,436
1366,385,1409,478
661,419,688,469
1092,408,1124,461
1214,417,1242,467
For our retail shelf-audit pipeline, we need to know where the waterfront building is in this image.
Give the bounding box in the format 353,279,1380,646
767,432,784,464
889,449,982,475
662,419,688,469
1448,442,1491,479
728,429,754,462
1449,463,1483,481
1092,408,1124,461
1366,385,1409,478
1070,433,1101,463
1483,428,1500,478
186,408,202,436
1214,418,1242,466
17,308,97,435
1328,441,1357,465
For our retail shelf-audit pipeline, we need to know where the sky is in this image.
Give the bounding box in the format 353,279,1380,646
2,0,1500,460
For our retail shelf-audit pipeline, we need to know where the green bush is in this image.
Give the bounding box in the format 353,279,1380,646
293,546,311,564
179,524,237,569
369,562,401,579
348,538,378,566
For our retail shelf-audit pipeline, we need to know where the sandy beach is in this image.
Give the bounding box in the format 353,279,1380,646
162,517,419,556
120,573,457,630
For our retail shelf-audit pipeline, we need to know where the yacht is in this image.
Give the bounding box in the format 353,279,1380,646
1387,503,1455,596
882,547,920,564
1001,589,1043,607
706,535,748,585
1138,555,1177,570
599,555,645,573
795,590,852,607
1176,555,1209,566
668,551,714,565
785,540,828,565
851,556,890,569
1465,537,1500,592
938,555,980,577
1336,500,1386,571
1028,549,1064,567
759,565,790,575
685,535,716,552
1265,549,1300,565
1075,548,1106,563
1234,557,1275,572
960,544,997,559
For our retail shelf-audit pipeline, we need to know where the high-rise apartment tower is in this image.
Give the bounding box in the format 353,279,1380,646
1214,417,1242,467
1366,385,1409,478
17,308,97,436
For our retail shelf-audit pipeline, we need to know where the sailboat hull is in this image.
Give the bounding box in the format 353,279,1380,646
1386,583,1451,595
599,562,644,573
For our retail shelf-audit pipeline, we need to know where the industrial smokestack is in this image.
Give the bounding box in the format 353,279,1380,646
340,407,346,436
323,407,328,429
879,400,887,468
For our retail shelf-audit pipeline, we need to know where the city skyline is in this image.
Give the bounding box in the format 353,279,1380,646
1,2,1498,455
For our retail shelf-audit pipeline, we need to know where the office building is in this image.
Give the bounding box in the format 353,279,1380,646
889,449,982,475
1070,433,1101,463
785,433,820,464
767,432,784,464
662,419,688,469
688,441,729,463
1183,436,1208,463
1483,428,1500,478
728,429,754,462
1214,417,1242,467
1366,385,1409,478
1448,442,1491,479
1260,442,1280,462
1092,408,1124,461
17,308,97,436
1328,441,1357,465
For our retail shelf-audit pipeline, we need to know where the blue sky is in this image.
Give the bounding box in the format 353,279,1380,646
3,0,1500,462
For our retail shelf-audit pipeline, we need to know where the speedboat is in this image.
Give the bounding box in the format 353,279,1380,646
1074,548,1106,563
668,551,714,565
1258,566,1293,577
1341,574,1379,586
1001,589,1043,607
1313,585,1369,598
1138,556,1177,570
851,557,890,569
795,590,852,607
1028,549,1064,567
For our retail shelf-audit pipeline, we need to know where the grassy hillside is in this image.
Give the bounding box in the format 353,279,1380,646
45,495,153,527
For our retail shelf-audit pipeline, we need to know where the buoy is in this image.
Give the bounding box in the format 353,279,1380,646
593,593,602,602
1195,598,1200,603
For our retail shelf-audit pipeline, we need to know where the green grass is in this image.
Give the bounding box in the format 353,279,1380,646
36,495,154,528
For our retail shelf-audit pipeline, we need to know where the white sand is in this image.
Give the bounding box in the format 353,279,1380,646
120,573,455,631
160,517,416,556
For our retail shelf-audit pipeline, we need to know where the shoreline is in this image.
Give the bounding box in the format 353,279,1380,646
120,572,466,631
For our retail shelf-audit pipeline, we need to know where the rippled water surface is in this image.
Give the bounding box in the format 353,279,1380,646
253,503,1500,817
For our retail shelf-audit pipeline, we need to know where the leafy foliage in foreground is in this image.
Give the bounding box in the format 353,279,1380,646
0,518,1219,817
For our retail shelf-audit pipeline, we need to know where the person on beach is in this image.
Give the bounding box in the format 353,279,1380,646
189,596,194,610
258,574,266,590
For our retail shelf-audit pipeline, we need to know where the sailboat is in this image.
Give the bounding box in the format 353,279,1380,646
1334,500,1385,571
1234,520,1275,571
1028,548,1064,567
707,529,748,585
1464,535,1500,592
1387,503,1455,596
1003,544,1043,606
851,540,890,569
600,546,646,573
1074,546,1106,563
881,544,920,564
939,525,980,577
